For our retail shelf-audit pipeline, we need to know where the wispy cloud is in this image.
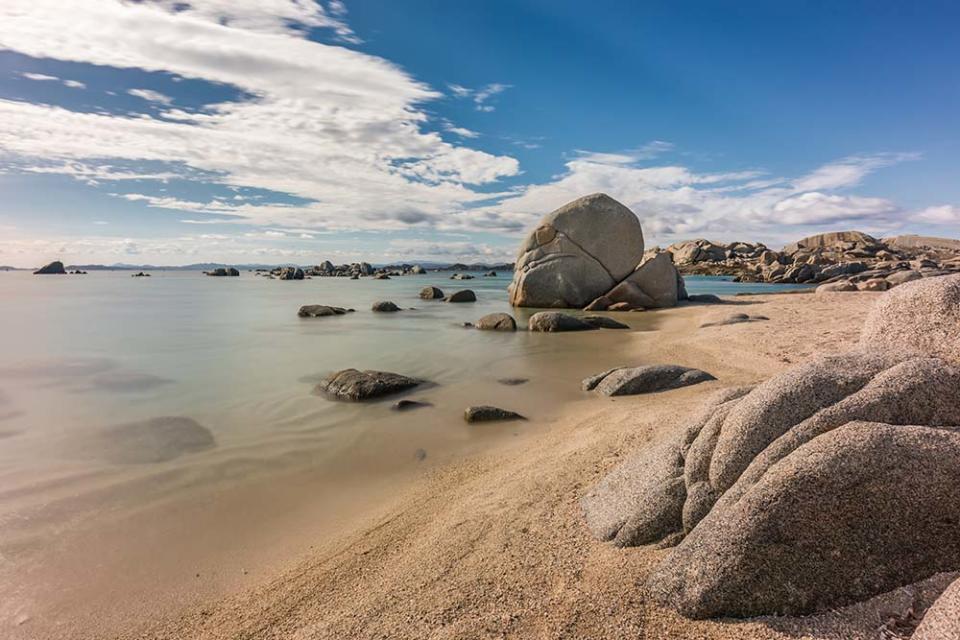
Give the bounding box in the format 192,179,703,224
21,71,86,89
127,88,173,105
448,82,511,111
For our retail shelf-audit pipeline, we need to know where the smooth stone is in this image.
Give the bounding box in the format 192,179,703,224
371,301,401,312
587,365,716,396
445,290,477,303
298,305,350,317
475,313,517,331
391,399,432,411
687,294,723,304
419,286,444,300
581,315,629,329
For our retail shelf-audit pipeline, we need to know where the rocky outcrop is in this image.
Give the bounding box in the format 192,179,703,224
34,261,67,275
463,406,525,423
583,365,715,396
316,369,423,401
508,194,685,310
528,312,596,332
206,267,240,277
475,313,517,331
279,266,305,280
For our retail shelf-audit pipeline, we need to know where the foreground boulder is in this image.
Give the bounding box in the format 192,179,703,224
860,273,960,363
34,261,66,275
528,312,595,332
464,406,525,423
316,369,423,401
584,365,715,396
648,421,960,618
475,313,517,331
509,194,646,308
298,305,351,317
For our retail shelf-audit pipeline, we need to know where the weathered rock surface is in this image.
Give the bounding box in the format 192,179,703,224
279,266,305,280
620,252,681,308
298,305,351,317
419,286,444,300
34,261,67,275
816,281,858,293
475,313,517,331
860,274,960,363
913,576,960,640
445,290,476,303
317,369,423,401
206,267,240,277
649,421,960,618
585,365,715,397
371,301,401,312
464,405,525,423
527,312,596,332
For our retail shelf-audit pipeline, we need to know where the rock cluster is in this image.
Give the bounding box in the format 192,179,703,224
508,194,684,311
582,275,960,623
668,230,960,289
205,267,240,277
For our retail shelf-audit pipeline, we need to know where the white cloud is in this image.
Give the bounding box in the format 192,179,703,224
791,153,919,192
127,88,174,105
21,71,86,89
0,0,520,233
448,82,510,111
913,205,960,224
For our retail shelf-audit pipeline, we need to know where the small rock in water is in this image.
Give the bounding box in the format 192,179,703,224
419,286,444,300
497,377,529,386
298,304,350,317
317,369,424,401
464,405,526,423
33,260,67,275
371,301,401,312
445,289,477,303
414,448,427,461
475,312,517,331
582,315,630,329
391,399,431,411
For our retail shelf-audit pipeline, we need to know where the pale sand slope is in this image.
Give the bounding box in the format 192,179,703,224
132,291,931,640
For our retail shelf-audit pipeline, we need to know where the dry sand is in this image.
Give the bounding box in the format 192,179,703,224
54,292,944,639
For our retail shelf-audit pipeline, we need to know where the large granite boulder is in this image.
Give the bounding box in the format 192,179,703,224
618,252,681,308
860,274,960,363
783,230,881,255
34,261,67,275
649,421,960,618
316,369,423,401
509,194,645,308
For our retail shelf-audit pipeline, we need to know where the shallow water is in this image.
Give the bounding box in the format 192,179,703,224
0,270,809,636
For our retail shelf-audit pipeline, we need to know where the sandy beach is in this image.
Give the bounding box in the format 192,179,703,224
77,290,920,640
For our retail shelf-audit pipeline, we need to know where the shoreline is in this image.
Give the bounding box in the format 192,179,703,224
102,292,880,640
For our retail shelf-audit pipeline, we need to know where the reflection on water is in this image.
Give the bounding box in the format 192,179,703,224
0,270,806,637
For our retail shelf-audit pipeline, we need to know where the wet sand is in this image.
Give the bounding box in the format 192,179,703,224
8,291,915,640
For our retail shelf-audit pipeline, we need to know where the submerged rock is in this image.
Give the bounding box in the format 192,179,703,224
497,377,529,386
34,261,67,275
391,399,432,411
581,315,629,329
464,405,526,423
317,369,423,401
528,311,596,332
475,313,517,331
298,305,351,317
85,416,215,464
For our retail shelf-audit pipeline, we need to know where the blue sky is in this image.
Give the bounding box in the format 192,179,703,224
0,0,958,267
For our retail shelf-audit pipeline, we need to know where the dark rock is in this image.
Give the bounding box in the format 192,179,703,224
391,399,432,411
34,261,67,275
298,305,350,317
527,311,596,332
279,266,304,280
497,378,529,386
464,405,526,423
371,301,401,312
476,313,517,331
317,369,423,401
445,290,476,303
414,448,427,461
687,294,723,304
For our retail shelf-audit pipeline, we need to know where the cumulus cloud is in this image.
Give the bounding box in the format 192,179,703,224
913,205,960,224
